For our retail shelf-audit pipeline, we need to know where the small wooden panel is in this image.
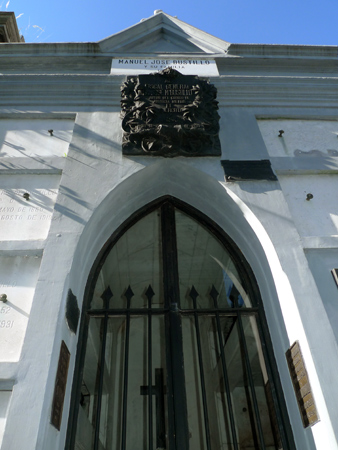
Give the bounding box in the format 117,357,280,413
286,341,319,428
51,340,70,430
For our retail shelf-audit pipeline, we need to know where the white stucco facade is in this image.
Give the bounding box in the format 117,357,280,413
0,10,338,450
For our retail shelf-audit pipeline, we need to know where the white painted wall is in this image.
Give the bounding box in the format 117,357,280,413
278,174,338,237
0,391,11,448
0,119,74,158
258,119,338,157
0,255,41,361
6,110,331,450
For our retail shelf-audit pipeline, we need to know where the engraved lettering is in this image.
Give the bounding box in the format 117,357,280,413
0,320,14,328
304,398,314,409
291,344,300,358
121,68,220,157
292,353,302,366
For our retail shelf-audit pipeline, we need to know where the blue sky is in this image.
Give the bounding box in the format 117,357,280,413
3,0,338,46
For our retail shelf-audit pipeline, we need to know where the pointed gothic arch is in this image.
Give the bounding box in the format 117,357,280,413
66,196,295,450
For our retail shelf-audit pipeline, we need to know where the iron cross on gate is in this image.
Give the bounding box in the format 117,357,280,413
140,368,166,449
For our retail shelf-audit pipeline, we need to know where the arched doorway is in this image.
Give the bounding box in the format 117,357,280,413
68,198,294,450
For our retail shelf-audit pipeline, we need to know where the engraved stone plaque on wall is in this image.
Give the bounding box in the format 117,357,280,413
120,68,221,157
0,174,59,241
286,341,319,427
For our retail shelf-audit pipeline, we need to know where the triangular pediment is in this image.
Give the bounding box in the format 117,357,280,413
99,12,229,54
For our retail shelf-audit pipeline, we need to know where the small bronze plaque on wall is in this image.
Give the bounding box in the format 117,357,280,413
120,67,221,157
286,341,319,427
51,340,70,430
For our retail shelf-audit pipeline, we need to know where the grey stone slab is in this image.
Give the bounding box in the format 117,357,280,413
0,380,14,390
219,109,269,160
0,241,44,254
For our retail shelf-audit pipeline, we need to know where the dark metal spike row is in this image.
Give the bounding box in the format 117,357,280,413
189,285,199,302
100,285,113,307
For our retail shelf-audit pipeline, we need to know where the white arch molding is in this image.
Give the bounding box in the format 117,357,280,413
63,159,332,449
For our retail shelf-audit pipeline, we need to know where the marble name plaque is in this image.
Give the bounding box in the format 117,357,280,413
0,174,60,241
0,255,41,361
112,58,219,76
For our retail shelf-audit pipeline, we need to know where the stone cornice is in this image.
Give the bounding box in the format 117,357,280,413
227,43,338,59
0,53,336,79
0,41,336,60
216,57,338,78
0,74,123,106
0,42,100,56
214,76,338,108
0,74,337,108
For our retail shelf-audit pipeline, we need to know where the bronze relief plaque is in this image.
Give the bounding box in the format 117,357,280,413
120,68,221,157
51,340,70,430
286,341,319,427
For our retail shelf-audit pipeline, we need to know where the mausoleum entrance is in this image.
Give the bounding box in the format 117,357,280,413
70,198,292,450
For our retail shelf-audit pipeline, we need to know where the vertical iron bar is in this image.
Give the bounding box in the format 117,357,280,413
257,309,295,449
121,286,133,450
244,385,260,449
93,314,109,450
155,368,166,447
164,312,175,450
146,286,154,450
237,314,266,449
210,285,239,450
161,203,176,450
93,288,112,450
189,286,211,450
161,202,189,450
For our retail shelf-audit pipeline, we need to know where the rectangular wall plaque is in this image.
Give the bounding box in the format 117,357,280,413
51,341,70,431
112,58,219,76
221,160,277,181
286,341,319,428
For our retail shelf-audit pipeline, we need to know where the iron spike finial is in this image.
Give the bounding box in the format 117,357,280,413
189,285,199,301
124,285,134,301
101,286,113,306
209,284,219,302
